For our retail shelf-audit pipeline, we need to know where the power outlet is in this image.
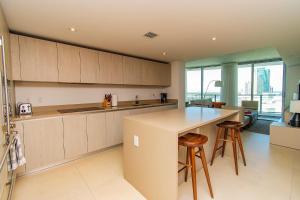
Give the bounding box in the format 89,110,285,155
133,135,139,147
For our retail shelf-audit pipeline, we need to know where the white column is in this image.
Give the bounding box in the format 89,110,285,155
167,61,185,108
221,63,238,106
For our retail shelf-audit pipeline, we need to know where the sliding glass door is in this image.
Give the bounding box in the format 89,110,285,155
237,61,284,116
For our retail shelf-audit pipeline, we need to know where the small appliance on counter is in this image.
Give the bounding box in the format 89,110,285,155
112,94,118,107
160,93,168,103
17,103,32,116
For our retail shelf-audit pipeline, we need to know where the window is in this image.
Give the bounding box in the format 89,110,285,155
237,61,284,116
186,69,202,101
203,67,222,101
237,64,252,105
186,66,222,102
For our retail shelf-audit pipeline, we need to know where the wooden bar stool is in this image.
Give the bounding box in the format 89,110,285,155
178,133,214,200
210,121,246,175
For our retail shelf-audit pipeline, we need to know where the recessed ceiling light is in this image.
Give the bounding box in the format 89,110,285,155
212,37,217,41
162,52,167,56
69,27,76,32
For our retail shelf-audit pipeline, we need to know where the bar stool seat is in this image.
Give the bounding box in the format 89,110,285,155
211,120,246,175
178,133,208,147
178,133,213,200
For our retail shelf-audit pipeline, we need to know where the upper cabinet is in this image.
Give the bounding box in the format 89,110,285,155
57,43,81,83
9,34,170,86
18,36,58,82
10,34,21,80
123,56,143,85
98,52,123,84
80,48,99,83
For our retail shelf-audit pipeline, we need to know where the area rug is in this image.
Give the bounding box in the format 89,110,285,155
246,119,273,135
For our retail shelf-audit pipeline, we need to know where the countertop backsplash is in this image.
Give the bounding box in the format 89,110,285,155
15,82,167,107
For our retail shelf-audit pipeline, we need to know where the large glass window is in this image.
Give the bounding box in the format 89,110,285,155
237,61,284,116
253,62,283,115
186,68,202,101
237,64,252,105
203,67,222,101
186,66,222,102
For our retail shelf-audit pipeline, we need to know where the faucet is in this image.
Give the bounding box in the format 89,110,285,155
135,95,139,105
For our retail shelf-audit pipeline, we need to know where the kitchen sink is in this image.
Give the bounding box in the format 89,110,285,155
57,107,104,113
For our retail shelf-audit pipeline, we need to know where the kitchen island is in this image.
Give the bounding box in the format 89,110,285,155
123,107,239,200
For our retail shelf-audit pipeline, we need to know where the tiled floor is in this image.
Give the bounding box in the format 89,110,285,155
13,131,300,200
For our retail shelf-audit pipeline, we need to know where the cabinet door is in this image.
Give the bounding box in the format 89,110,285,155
19,36,58,82
86,112,106,152
23,117,64,171
63,115,87,159
98,52,123,84
123,56,142,85
159,63,171,86
106,110,130,146
10,34,21,80
80,48,100,83
58,43,81,83
141,60,161,86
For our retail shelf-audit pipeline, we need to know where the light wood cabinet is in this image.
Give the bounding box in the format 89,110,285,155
10,34,171,86
58,43,81,83
106,110,130,146
123,56,143,85
22,117,64,171
63,115,87,159
86,112,106,152
19,36,58,82
141,60,161,86
98,52,123,84
80,48,100,83
10,34,21,80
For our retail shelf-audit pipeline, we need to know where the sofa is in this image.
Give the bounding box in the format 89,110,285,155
241,100,259,125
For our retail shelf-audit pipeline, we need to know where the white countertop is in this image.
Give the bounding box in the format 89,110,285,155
125,107,239,133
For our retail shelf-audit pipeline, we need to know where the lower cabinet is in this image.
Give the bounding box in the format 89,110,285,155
22,117,64,171
86,112,106,152
63,115,87,159
106,110,130,146
15,104,177,174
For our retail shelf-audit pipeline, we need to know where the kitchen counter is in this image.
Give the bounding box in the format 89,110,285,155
123,107,239,200
13,99,177,121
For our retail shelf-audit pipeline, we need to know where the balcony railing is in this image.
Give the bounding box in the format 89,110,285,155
186,93,221,102
238,93,282,116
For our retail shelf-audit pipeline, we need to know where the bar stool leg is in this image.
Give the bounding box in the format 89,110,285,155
236,129,247,166
230,128,238,175
199,147,214,199
210,127,222,165
221,128,228,157
185,147,190,182
189,147,198,200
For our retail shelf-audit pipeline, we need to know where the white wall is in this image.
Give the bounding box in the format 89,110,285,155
167,61,185,108
15,82,167,106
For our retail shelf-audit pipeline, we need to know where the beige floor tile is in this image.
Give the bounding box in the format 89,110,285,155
13,165,95,200
12,131,299,200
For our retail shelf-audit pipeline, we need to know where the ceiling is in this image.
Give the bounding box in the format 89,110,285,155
186,47,281,68
1,0,300,64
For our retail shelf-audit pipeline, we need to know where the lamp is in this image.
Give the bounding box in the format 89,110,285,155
203,80,223,100
289,100,300,127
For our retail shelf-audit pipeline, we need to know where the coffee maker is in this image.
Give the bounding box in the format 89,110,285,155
160,93,167,103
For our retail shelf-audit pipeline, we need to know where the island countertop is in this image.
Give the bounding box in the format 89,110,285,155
123,106,240,200
125,107,239,133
